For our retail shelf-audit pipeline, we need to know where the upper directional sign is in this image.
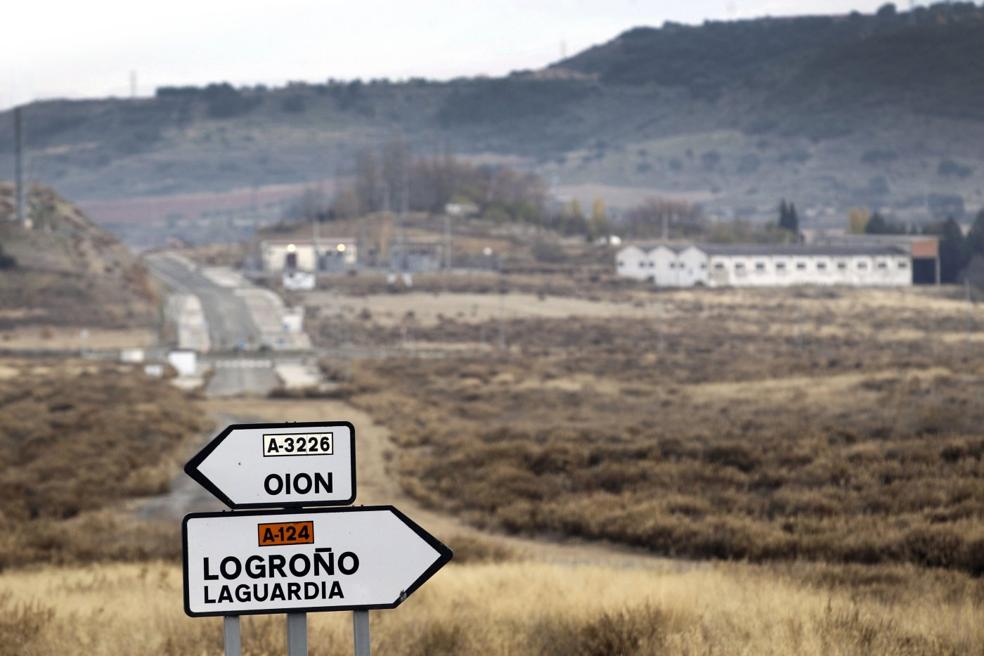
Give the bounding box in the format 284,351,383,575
182,506,453,616
185,422,356,509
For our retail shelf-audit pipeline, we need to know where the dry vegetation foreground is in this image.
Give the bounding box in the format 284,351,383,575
2,559,982,656
0,359,209,568
0,284,981,655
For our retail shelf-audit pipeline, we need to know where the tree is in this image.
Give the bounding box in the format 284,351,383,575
331,188,361,219
876,3,897,18
863,211,910,235
354,149,381,213
966,209,984,259
865,212,890,234
0,242,16,270
926,217,968,283
778,199,799,236
848,208,871,234
624,197,704,239
382,138,411,211
589,198,610,241
569,199,585,222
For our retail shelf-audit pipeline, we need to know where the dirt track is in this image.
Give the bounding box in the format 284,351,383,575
161,397,686,570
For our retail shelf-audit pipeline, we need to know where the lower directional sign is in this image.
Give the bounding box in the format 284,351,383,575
182,506,453,617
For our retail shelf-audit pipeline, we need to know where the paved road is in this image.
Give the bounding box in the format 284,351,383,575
205,357,280,398
146,253,285,396
146,253,261,351
146,252,323,397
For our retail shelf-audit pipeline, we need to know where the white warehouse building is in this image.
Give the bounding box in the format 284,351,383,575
616,243,913,287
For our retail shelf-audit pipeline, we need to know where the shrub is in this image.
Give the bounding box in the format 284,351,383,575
533,605,670,656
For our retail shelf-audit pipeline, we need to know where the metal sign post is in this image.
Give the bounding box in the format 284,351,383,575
287,613,307,655
224,616,241,656
181,423,451,656
353,610,371,656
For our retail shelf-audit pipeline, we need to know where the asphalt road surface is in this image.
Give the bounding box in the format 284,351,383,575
205,357,280,398
146,253,281,397
145,252,261,350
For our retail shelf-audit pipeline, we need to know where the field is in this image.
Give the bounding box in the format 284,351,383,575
3,559,982,656
0,359,210,568
0,184,159,331
1,281,982,655
305,283,984,574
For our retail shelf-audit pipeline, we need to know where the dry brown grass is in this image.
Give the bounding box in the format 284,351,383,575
0,359,209,568
1,560,981,656
318,287,984,573
0,186,158,329
0,327,156,351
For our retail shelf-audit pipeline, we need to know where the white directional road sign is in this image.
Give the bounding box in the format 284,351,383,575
182,506,453,616
184,422,356,509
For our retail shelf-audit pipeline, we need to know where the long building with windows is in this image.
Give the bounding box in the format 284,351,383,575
615,243,915,287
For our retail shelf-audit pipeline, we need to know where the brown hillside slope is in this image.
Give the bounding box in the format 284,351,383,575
0,183,157,329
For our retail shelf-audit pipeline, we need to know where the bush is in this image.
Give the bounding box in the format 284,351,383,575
0,593,53,649
937,159,974,178
533,605,670,656
0,362,208,567
349,293,984,574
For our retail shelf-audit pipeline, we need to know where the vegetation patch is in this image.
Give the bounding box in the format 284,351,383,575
0,360,209,568
338,288,984,574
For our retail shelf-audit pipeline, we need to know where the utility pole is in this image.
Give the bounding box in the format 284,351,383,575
965,278,973,345
444,211,453,269
399,161,409,274
382,181,392,269
13,107,23,225
313,183,322,272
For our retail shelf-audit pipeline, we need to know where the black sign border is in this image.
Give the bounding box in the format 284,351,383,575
184,421,357,509
181,505,454,617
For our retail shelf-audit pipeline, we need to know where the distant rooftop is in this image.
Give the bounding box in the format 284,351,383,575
622,243,908,257
262,237,357,245
697,244,908,257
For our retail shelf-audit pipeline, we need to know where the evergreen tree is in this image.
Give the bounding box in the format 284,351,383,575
787,202,799,236
927,217,969,283
966,209,984,258
0,241,15,270
778,199,799,237
865,212,890,234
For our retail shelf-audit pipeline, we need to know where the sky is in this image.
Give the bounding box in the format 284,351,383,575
2,0,898,109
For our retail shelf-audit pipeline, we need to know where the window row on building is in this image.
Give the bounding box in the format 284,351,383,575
616,244,913,288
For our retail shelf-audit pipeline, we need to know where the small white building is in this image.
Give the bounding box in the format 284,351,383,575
260,238,358,273
616,243,912,288
615,244,655,280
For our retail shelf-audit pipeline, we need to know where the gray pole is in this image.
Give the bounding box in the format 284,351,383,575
353,610,371,656
965,278,973,343
224,616,241,656
14,107,23,224
444,213,451,269
287,613,307,655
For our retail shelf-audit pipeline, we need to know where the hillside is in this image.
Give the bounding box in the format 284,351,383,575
0,183,158,328
1,3,983,244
